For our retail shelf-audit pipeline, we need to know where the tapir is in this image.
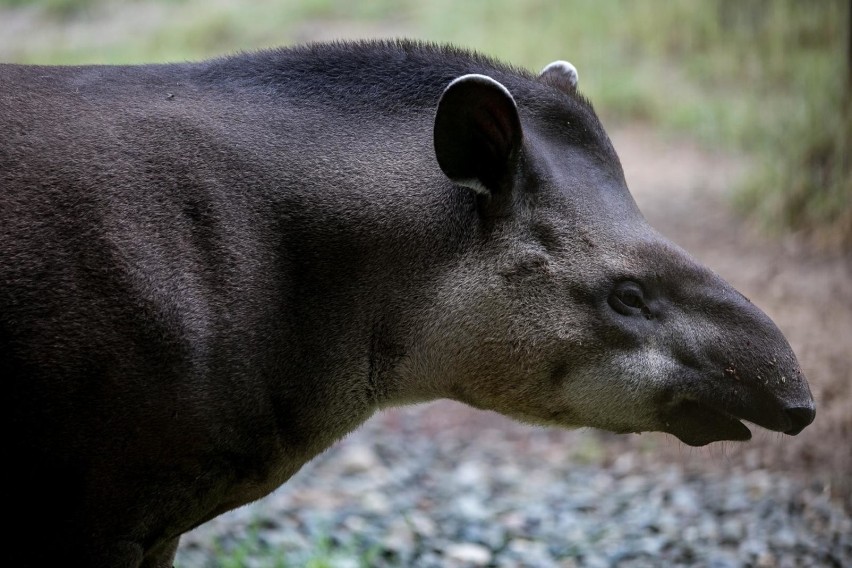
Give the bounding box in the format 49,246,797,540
0,40,814,567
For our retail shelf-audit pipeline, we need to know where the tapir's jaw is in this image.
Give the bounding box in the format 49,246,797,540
661,390,813,447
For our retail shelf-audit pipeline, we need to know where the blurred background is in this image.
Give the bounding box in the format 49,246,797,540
2,1,849,566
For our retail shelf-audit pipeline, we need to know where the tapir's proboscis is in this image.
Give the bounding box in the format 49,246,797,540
1,41,814,567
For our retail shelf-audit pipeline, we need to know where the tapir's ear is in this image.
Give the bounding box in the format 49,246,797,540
538,60,579,92
433,74,522,195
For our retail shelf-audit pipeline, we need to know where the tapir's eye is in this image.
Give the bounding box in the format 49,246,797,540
609,281,647,316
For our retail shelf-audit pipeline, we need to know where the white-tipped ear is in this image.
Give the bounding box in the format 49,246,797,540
539,60,579,90
433,74,522,196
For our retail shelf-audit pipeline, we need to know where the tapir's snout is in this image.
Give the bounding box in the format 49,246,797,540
783,406,816,435
651,264,816,446
598,240,816,447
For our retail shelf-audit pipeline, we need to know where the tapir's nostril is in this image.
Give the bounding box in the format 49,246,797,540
784,406,815,435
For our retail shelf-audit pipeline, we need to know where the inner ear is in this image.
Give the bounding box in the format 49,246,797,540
433,74,522,195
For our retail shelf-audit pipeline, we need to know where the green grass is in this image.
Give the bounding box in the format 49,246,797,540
737,82,851,249
174,515,384,567
1,1,845,136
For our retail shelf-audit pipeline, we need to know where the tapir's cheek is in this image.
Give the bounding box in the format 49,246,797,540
541,354,653,430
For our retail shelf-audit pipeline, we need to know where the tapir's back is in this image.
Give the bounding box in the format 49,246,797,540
1,43,538,378
1,62,256,376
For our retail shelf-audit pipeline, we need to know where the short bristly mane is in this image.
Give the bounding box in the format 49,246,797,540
202,40,594,112
190,39,609,157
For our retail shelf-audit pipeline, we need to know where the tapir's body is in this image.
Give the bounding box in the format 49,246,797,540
0,41,813,567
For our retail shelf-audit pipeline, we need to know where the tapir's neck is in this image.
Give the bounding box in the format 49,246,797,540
250,136,472,458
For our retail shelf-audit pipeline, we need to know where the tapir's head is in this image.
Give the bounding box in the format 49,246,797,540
415,60,814,446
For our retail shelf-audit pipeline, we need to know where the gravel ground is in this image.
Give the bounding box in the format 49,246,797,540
175,403,851,568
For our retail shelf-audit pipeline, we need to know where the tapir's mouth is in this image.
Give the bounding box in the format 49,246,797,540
663,398,803,447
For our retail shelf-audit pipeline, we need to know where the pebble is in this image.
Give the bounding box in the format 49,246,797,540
444,542,492,565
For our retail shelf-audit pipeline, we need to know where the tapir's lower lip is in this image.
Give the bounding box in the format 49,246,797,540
664,400,758,447
660,384,813,446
